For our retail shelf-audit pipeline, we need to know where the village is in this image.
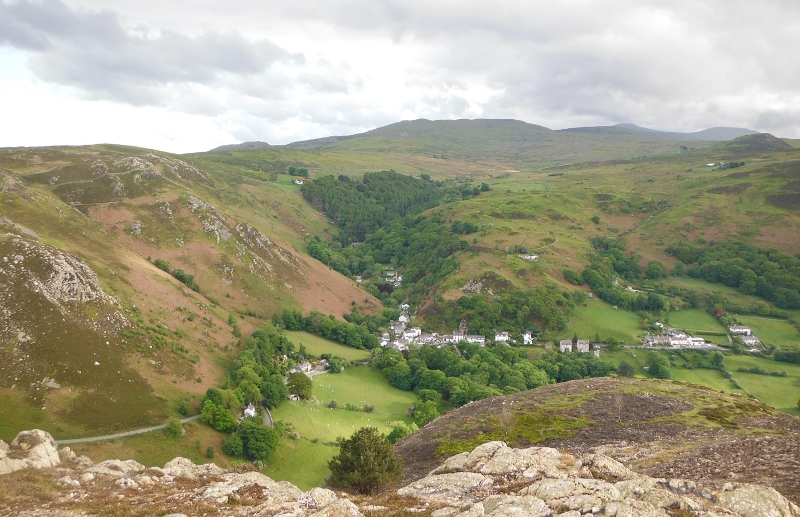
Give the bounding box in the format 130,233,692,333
378,305,759,355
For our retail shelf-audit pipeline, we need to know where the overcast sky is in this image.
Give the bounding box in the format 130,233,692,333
1,0,799,153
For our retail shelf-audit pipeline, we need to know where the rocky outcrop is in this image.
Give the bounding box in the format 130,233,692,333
0,430,60,474
402,441,800,517
1,432,799,516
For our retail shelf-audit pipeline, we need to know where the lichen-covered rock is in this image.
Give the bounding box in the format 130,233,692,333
162,457,225,478
87,459,145,477
716,484,800,517
309,499,363,517
397,472,494,506
0,430,61,474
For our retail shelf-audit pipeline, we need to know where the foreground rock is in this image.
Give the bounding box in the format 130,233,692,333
1,430,799,516
401,441,800,517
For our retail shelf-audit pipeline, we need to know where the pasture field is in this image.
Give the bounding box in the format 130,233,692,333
735,315,800,349
283,330,373,361
263,438,338,490
566,298,643,344
725,355,800,415
666,309,727,334
668,366,742,394
268,366,416,488
311,366,417,415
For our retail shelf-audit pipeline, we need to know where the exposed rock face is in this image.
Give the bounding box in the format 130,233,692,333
400,441,800,517
0,430,60,474
0,234,129,336
1,432,799,516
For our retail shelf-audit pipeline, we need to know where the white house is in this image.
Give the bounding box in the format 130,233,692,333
293,179,304,185
404,327,422,340
244,403,257,418
465,335,486,346
729,325,752,336
559,339,573,353
291,361,312,374
689,337,706,347
523,331,535,345
669,335,690,347
575,340,590,353
741,335,761,346
494,331,510,343
398,313,410,324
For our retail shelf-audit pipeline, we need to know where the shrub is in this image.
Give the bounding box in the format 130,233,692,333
328,427,403,494
164,418,183,439
617,361,635,378
222,434,243,457
206,446,215,459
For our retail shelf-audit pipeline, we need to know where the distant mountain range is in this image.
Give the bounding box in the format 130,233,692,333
560,122,760,141
209,119,762,152
209,141,271,152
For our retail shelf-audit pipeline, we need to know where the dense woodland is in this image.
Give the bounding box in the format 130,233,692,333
423,286,578,336
666,240,800,309
309,213,463,305
300,171,443,242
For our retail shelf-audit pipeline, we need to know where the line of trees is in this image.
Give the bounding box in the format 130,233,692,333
273,309,380,350
374,342,615,409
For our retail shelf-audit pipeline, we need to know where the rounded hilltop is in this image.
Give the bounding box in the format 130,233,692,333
395,377,800,505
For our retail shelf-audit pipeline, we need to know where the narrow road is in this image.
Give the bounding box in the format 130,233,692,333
55,415,201,445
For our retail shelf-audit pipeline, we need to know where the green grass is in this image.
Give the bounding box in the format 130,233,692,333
268,366,417,488
311,366,417,415
263,437,338,490
567,298,643,344
735,315,800,349
725,355,800,415
0,390,50,442
669,366,742,394
666,309,727,333
283,330,372,361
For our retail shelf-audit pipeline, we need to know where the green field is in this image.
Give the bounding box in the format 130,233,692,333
735,315,800,349
601,348,799,415
725,355,800,415
283,331,373,361
567,297,643,344
666,309,727,334
263,438,338,490
267,366,416,488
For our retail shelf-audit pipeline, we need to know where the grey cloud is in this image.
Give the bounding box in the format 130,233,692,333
2,0,298,105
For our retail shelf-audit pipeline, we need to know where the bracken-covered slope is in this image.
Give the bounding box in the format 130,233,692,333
0,144,375,439
395,378,800,505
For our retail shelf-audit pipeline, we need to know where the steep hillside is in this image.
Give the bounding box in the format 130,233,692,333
0,145,375,440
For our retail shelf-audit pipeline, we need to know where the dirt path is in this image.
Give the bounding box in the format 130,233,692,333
55,415,201,445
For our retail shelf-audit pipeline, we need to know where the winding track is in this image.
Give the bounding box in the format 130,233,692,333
55,415,202,445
